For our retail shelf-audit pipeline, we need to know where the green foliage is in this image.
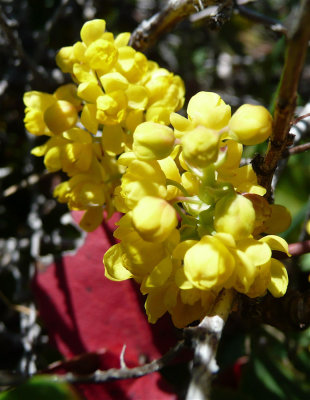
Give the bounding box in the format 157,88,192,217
0,376,81,400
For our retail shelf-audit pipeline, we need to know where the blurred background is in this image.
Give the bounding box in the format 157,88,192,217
1,0,310,398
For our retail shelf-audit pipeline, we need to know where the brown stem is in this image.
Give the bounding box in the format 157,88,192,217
289,240,310,257
0,341,185,386
272,240,310,259
286,142,310,156
129,0,232,52
236,5,287,35
255,0,310,199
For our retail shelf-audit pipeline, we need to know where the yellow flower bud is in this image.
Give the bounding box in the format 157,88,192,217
181,172,200,196
181,126,220,168
244,194,291,236
55,46,76,73
96,91,127,125
228,104,272,145
104,244,133,281
126,84,148,110
54,84,81,109
214,193,255,240
184,235,235,290
80,19,106,46
133,122,175,160
100,72,128,93
307,220,310,235
268,258,288,297
80,206,104,232
116,46,147,82
44,100,78,134
23,91,55,135
85,39,118,72
187,92,231,130
80,104,97,134
132,196,177,242
170,112,194,138
121,160,167,209
77,81,104,103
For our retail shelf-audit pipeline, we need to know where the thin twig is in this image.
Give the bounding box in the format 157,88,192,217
254,0,310,199
271,104,310,192
184,289,236,400
286,142,310,156
189,2,234,26
119,345,127,369
288,240,310,257
292,112,310,125
129,0,233,51
236,4,287,35
0,340,185,386
272,239,310,259
50,340,185,384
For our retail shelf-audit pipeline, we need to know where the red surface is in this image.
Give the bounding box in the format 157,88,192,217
32,212,179,400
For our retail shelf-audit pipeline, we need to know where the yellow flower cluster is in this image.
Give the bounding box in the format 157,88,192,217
24,19,185,231
23,18,291,329
104,91,291,328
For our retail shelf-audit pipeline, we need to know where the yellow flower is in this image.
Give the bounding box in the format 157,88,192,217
214,193,256,240
187,91,231,130
24,91,55,135
110,214,178,278
44,100,78,134
227,238,272,294
146,68,185,112
118,158,167,210
132,122,175,160
96,91,127,125
184,235,235,290
84,39,118,72
244,194,291,236
56,46,77,73
104,243,133,281
80,19,107,46
132,196,178,242
77,81,104,103
24,87,81,136
228,104,272,145
32,127,94,175
116,46,148,82
158,156,182,200
181,126,221,168
307,220,310,235
216,140,266,195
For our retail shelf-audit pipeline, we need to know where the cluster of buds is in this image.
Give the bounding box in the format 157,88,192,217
24,19,292,328
104,92,291,328
24,19,185,231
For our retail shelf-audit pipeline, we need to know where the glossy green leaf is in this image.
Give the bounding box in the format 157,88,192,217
0,376,81,400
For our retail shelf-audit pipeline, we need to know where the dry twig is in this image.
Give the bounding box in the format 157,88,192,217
254,0,310,199
184,289,236,400
129,0,233,51
236,4,287,35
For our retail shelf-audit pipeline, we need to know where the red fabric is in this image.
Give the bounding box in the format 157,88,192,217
32,212,178,400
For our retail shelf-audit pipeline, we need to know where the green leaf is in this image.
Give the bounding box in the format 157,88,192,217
299,253,310,272
253,357,286,398
0,376,81,400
